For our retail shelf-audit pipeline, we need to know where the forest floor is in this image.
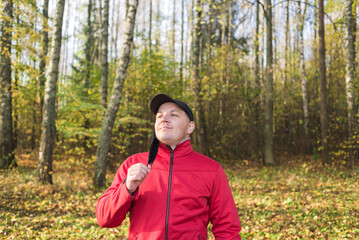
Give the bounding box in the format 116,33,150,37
0,152,358,239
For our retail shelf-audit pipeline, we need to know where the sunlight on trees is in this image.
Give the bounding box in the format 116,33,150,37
1,0,359,238
0,0,357,173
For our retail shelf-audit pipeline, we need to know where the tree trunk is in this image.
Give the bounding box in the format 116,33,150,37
155,0,161,50
180,0,184,89
314,0,318,40
38,0,66,184
264,0,274,165
101,0,110,108
299,1,311,154
31,3,39,151
344,0,356,168
83,0,93,153
84,0,92,90
172,0,176,62
225,0,232,113
93,0,139,188
318,0,329,165
14,10,20,151
261,9,265,82
71,2,79,67
149,0,153,58
126,0,129,18
114,1,120,60
192,0,208,155
61,1,70,76
39,0,50,122
0,0,15,168
345,0,356,135
283,0,290,148
219,0,229,125
253,0,261,161
95,0,103,66
31,108,36,150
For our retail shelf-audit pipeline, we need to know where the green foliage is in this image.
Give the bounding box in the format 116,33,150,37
9,0,359,167
55,49,183,163
8,0,44,150
125,49,183,100
108,49,183,160
56,60,104,156
198,44,256,159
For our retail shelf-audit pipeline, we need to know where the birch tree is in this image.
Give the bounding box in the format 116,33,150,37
38,0,66,184
13,5,20,151
84,0,92,90
149,0,153,57
101,0,110,108
344,0,356,167
93,0,139,188
180,0,184,86
264,0,274,164
253,0,261,161
298,1,310,154
192,0,208,155
283,0,290,145
318,0,329,165
344,0,356,136
172,0,176,62
39,0,49,120
83,0,93,153
0,0,15,168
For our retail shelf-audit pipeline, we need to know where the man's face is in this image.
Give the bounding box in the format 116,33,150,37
155,102,195,149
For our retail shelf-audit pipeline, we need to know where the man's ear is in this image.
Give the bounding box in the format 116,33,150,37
187,121,195,135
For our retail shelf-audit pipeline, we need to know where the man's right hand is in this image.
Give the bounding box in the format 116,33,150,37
126,163,151,195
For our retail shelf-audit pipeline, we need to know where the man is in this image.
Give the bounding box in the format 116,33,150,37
96,94,241,239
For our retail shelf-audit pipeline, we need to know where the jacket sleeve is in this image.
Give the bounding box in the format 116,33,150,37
95,158,139,228
209,166,241,239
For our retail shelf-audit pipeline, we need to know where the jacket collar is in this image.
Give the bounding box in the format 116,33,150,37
157,139,193,158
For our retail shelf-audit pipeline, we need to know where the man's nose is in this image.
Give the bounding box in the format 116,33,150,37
161,113,170,122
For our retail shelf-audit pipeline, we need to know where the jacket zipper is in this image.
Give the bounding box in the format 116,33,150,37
165,149,174,240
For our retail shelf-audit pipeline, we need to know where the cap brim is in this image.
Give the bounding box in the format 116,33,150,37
150,94,176,115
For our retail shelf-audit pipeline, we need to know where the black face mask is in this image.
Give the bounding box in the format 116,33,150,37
147,132,159,166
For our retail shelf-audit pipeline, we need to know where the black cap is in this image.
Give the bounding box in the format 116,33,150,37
150,94,194,121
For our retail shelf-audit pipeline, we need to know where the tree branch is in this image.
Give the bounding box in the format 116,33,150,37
244,0,338,31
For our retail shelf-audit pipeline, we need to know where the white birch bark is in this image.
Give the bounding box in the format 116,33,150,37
38,0,66,184
39,0,49,120
101,0,110,108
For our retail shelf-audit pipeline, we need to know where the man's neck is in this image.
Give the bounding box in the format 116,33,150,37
168,137,190,150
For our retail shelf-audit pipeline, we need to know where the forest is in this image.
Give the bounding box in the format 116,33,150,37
0,0,358,239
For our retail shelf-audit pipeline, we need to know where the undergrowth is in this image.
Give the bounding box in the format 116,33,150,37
0,152,358,239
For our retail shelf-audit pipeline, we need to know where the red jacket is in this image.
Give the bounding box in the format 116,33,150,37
96,140,241,239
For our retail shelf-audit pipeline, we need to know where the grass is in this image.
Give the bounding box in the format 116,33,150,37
0,152,358,239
